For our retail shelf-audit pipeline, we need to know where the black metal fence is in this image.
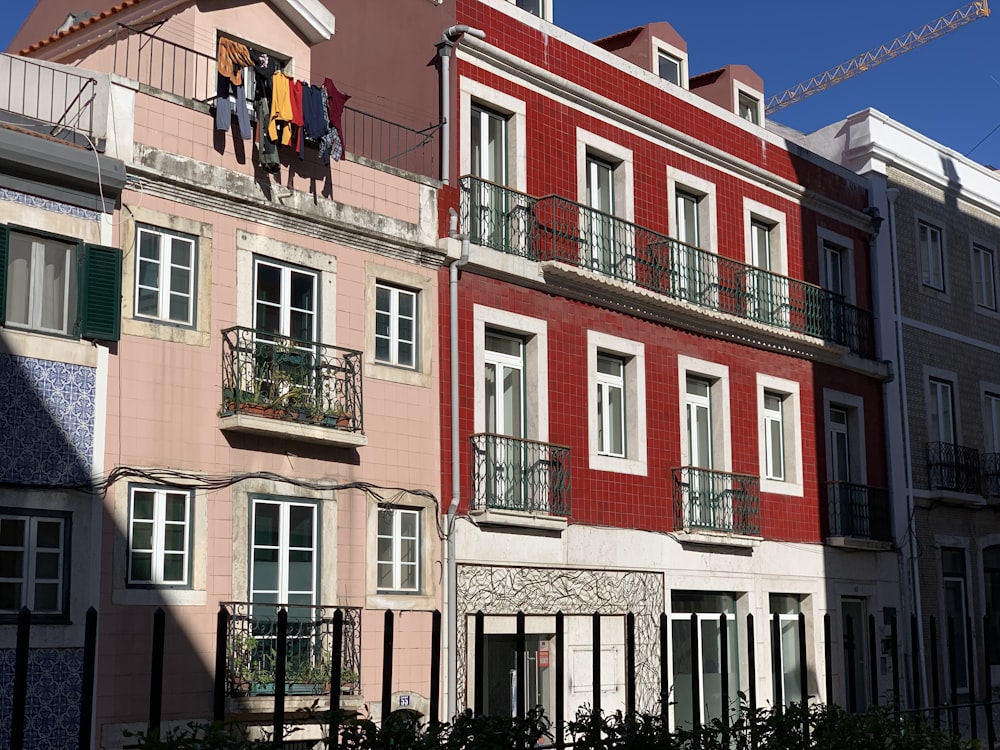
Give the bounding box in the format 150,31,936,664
928,441,983,495
5,604,998,749
469,433,572,516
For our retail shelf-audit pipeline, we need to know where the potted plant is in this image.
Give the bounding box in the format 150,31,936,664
340,665,359,695
227,631,258,696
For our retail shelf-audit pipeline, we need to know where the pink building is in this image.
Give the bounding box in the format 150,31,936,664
3,0,446,745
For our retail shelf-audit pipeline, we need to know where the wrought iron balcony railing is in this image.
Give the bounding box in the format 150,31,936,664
672,467,761,536
222,602,361,698
470,433,571,516
111,24,437,176
221,326,363,433
826,482,892,541
459,176,876,358
927,441,982,495
983,453,1000,498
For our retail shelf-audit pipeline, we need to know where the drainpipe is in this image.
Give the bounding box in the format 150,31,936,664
884,186,927,706
437,25,485,184
443,207,470,720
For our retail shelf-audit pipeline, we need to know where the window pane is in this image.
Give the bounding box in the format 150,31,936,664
172,238,192,268
131,522,154,551
288,506,314,548
400,563,417,590
400,511,417,539
162,553,185,582
254,503,281,546
0,583,22,610
40,243,73,332
377,561,393,589
290,271,315,311
0,519,25,546
6,234,31,326
398,291,415,318
33,583,58,611
130,552,152,582
378,508,394,536
397,342,414,368
256,263,281,303
377,535,393,564
165,494,187,522
0,550,23,578
252,550,278,591
132,491,155,520
163,524,186,552
34,550,60,579
139,231,161,261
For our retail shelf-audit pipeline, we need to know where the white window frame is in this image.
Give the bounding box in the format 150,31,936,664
252,257,319,342
973,243,997,311
818,227,856,304
769,594,804,706
473,305,548,441
734,82,765,126
588,331,647,475
510,0,552,20
459,79,527,193
667,167,718,253
596,354,626,457
757,374,803,496
677,355,732,472
763,393,785,481
743,200,788,276
576,128,634,225
377,506,421,593
823,389,868,486
0,513,66,614
374,281,417,369
134,225,197,326
5,229,78,336
652,36,688,89
919,219,946,292
926,371,958,445
127,487,192,587
249,497,317,606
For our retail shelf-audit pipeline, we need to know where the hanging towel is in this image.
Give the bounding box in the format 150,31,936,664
217,38,254,87
268,71,294,147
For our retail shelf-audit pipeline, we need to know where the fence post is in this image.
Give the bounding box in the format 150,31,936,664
947,616,958,735
867,614,878,708
430,609,441,724
592,611,602,717
213,605,228,722
330,608,343,749
659,612,669,724
690,613,701,746
149,608,166,738
889,614,899,708
515,611,526,721
273,607,288,750
746,612,756,749
845,615,857,713
799,612,808,745
382,609,395,722
11,606,30,750
930,616,940,728
965,615,977,739
79,606,98,750
555,611,565,750
474,610,485,715
984,614,996,748
824,613,833,705
910,613,921,709
625,612,636,717
720,613,729,746
771,613,783,712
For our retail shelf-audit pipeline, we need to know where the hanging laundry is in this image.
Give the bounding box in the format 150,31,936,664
268,71,294,147
249,48,280,172
300,84,328,161
323,78,351,161
217,37,253,86
289,78,305,156
215,38,254,139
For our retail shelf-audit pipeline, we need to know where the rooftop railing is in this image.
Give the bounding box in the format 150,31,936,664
460,176,877,358
0,53,98,144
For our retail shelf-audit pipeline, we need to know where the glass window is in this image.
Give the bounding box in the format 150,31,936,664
250,498,316,608
929,378,956,444
5,230,78,336
764,392,785,481
135,226,197,326
377,507,420,592
128,488,191,586
657,51,682,85
676,190,701,248
941,547,969,691
984,546,1000,672
0,514,66,614
375,282,417,369
471,104,508,184
823,240,846,297
596,354,625,457
253,258,318,343
585,155,617,274
738,92,760,124
770,594,803,706
686,376,713,470
974,245,996,310
514,0,543,17
920,221,945,291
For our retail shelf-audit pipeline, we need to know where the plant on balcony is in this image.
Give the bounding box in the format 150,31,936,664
226,632,258,696
340,665,359,694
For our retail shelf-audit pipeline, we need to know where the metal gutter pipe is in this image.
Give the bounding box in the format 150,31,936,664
437,25,485,184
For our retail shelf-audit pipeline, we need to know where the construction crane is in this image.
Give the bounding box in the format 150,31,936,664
765,1,990,114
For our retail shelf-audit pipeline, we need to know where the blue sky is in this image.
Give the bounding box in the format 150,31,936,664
4,0,1000,166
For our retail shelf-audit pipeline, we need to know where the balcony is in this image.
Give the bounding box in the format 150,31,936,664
470,433,571,530
672,467,761,538
111,24,437,177
826,482,892,548
219,326,366,448
927,441,982,496
460,176,876,359
984,453,1000,498
222,602,361,703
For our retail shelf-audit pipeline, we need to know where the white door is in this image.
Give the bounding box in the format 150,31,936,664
484,332,526,509
586,156,615,274
685,377,719,528
471,105,508,249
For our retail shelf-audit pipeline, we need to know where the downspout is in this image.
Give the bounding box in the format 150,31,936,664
437,25,485,185
444,207,470,720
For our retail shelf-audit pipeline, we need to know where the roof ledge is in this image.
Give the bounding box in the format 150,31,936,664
269,0,336,44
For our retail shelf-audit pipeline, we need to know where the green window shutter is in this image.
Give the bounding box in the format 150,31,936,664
0,225,8,326
80,243,122,341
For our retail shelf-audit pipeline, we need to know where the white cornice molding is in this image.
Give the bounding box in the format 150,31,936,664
268,0,336,44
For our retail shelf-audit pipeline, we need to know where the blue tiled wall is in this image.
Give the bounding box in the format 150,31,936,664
0,647,84,750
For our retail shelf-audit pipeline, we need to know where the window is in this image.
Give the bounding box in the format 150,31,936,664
128,488,192,586
0,513,67,614
513,0,545,18
469,103,517,251
596,354,625,457
471,104,508,184
589,331,647,475
253,257,318,342
941,547,969,692
585,154,618,275
676,190,701,248
984,546,1000,680
1,226,121,341
743,202,787,327
375,282,417,369
929,377,956,444
763,392,785,481
770,594,803,706
671,591,739,729
973,244,996,310
920,221,945,291
823,240,846,297
658,50,682,85
250,498,316,606
686,376,714,471
135,225,196,326
576,131,634,279
738,92,760,124
987,392,1000,453
377,507,420,593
